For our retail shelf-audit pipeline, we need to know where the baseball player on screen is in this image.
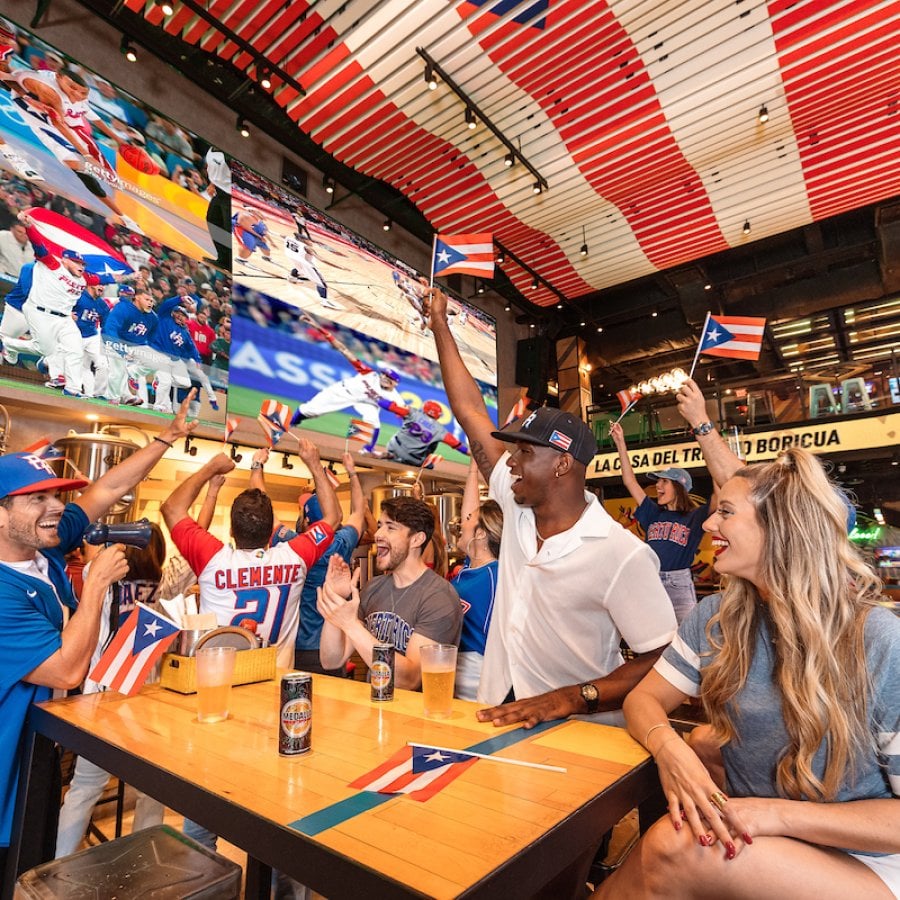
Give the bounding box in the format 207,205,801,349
378,400,469,467
290,314,402,453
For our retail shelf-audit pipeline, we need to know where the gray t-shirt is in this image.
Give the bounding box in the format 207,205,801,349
657,594,900,827
359,568,462,654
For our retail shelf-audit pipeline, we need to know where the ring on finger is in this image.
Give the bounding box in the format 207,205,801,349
709,791,728,811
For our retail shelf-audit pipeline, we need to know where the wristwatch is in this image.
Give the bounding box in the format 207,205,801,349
580,682,600,715
250,461,263,470
691,420,716,437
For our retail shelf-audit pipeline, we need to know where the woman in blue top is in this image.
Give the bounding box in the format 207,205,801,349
593,449,900,899
452,461,503,701
610,421,715,623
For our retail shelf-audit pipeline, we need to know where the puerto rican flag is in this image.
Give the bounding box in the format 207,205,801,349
22,437,64,460
224,416,240,443
26,207,132,276
258,399,291,447
698,314,766,361
349,745,478,802
502,393,531,427
422,452,441,470
432,233,494,278
346,418,375,444
616,388,643,412
89,603,180,696
548,430,572,452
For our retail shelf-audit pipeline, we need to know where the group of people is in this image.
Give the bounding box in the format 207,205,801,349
0,210,227,410
0,278,897,898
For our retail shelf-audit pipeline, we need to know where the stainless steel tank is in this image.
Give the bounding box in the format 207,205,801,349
369,482,415,523
426,490,464,552
51,431,142,522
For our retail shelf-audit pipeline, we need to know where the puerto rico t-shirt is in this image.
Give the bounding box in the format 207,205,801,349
634,497,709,572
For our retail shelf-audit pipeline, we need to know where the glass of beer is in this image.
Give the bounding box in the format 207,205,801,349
420,644,457,719
195,646,237,723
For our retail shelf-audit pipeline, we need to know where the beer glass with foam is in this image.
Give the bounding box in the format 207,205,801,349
196,646,237,723
420,643,457,718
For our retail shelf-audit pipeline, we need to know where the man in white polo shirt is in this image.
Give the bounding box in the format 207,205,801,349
427,287,676,730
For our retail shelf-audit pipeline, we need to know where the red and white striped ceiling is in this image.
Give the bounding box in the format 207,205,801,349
126,0,900,307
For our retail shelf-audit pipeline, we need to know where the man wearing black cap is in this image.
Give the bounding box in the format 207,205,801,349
0,395,196,880
427,287,676,730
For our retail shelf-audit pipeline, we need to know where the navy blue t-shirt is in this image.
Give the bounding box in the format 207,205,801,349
634,496,709,572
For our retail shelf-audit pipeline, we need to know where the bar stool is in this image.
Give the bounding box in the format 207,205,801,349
15,824,241,899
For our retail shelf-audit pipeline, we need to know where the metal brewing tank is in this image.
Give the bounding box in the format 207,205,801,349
51,431,142,522
369,482,415,523
426,490,464,552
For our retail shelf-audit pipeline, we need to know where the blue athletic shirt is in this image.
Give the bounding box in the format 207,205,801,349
634,496,709,572
0,502,88,847
452,559,498,656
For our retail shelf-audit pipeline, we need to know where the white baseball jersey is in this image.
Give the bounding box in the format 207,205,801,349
299,370,403,425
171,517,335,669
11,69,100,133
29,255,92,313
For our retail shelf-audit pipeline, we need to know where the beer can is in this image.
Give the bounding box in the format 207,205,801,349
279,672,312,755
370,643,395,702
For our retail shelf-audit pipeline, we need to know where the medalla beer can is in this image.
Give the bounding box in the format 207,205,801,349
370,643,395,702
279,672,312,755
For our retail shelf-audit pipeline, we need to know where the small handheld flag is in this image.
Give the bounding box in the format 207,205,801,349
224,416,239,444
89,603,180,696
22,437,64,460
350,744,478,802
502,393,531,428
698,314,766,360
346,419,376,445
422,452,441,470
258,400,291,448
432,233,494,279
616,388,642,413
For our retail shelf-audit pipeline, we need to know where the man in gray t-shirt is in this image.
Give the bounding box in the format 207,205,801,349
319,496,461,689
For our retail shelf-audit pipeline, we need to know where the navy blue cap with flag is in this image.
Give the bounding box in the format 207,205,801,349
491,407,597,467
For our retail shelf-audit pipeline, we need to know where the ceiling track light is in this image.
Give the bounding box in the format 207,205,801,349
236,115,250,138
530,277,538,290
497,250,505,264
597,326,604,333
155,0,174,15
120,36,137,63
416,47,547,193
259,67,272,90
532,181,542,195
476,280,484,294
758,104,769,123
383,219,391,231
323,175,335,194
580,224,588,257
742,219,751,234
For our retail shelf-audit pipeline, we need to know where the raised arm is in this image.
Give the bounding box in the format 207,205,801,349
342,451,368,535
610,422,648,506
196,474,227,531
676,378,744,488
296,437,340,529
459,459,482,550
248,447,269,493
75,391,197,523
424,285,504,481
160,452,235,530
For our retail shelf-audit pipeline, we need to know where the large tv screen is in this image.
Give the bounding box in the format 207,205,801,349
228,160,498,466
0,16,230,425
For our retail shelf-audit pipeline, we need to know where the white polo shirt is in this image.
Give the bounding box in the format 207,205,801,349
479,453,677,715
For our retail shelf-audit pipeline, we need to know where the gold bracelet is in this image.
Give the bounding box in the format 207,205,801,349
651,734,680,757
644,722,671,747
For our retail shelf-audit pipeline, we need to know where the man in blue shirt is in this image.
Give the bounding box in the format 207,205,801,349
73,283,111,400
103,287,157,406
0,396,197,884
249,448,368,674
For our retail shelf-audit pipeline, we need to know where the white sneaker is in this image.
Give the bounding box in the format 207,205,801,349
2,346,18,365
0,147,43,181
320,297,342,310
152,403,173,414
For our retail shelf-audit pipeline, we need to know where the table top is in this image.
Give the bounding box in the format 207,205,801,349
32,675,655,899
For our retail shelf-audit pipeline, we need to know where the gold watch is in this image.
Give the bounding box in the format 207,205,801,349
580,682,600,714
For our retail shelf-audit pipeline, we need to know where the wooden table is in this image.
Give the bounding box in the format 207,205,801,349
7,676,660,899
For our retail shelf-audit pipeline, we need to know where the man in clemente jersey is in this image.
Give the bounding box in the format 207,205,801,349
160,440,340,670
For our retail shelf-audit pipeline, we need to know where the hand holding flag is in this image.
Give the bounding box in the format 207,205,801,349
346,418,376,445
688,312,766,379
89,603,180,696
431,233,494,280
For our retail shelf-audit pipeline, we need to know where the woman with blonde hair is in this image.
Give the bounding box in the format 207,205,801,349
594,448,900,899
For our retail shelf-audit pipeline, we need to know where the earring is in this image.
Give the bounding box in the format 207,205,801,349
555,470,561,478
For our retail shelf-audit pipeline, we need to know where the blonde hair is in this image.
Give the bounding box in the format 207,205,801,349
701,448,882,801
476,500,503,559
